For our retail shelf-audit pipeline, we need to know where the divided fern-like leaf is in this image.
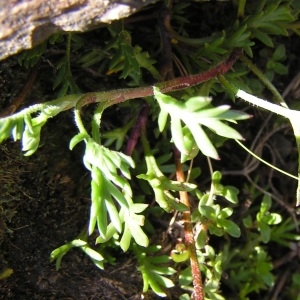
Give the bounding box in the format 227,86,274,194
154,87,250,160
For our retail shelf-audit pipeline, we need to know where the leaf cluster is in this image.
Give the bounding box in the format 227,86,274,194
134,244,176,297
223,244,275,299
105,28,161,82
154,88,249,161
243,194,282,243
70,133,149,251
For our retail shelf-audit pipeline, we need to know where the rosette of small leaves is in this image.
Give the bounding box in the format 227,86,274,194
154,87,249,161
210,171,239,204
243,194,282,243
223,245,274,298
198,202,241,239
133,244,176,297
194,171,240,247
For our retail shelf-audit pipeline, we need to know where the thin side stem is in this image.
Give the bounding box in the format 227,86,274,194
219,76,300,207
235,139,298,180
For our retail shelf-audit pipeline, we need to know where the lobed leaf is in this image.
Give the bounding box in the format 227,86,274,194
184,96,211,111
154,87,248,160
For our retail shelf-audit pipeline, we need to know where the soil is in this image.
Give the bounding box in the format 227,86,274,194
0,116,150,300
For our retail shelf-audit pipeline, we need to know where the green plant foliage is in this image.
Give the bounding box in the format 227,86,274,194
105,29,161,82
194,172,241,240
256,195,282,243
222,244,275,299
0,94,83,154
18,42,47,68
50,238,105,271
134,244,176,297
53,34,80,96
245,1,295,47
260,44,288,80
154,88,250,160
1,0,300,299
72,135,149,251
0,108,49,155
102,117,136,150
270,217,300,247
78,48,107,68
243,195,282,243
211,171,239,204
138,129,193,212
179,246,225,300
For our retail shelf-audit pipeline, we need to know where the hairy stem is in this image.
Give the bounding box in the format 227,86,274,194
174,147,204,300
76,49,242,109
0,49,241,123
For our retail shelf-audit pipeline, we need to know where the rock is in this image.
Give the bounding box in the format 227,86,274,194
0,0,158,61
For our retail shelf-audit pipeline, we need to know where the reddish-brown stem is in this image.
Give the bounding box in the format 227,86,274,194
158,48,242,93
174,147,204,300
125,104,150,156
78,49,242,109
0,64,39,117
158,6,175,81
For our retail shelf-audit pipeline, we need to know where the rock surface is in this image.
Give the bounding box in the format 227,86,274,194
0,0,158,60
